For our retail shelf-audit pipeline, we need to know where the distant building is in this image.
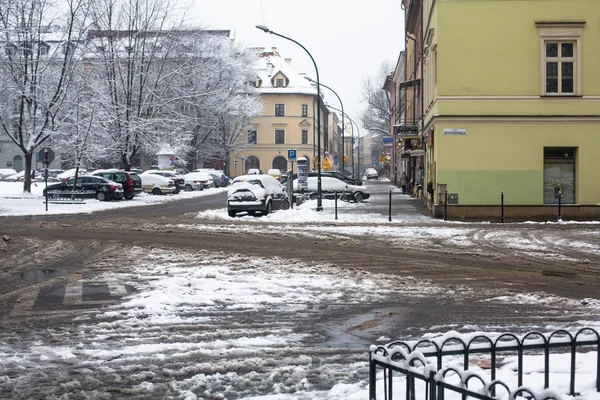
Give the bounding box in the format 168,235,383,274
230,48,329,177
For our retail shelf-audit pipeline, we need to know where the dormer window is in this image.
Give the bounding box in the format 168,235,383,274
275,78,284,87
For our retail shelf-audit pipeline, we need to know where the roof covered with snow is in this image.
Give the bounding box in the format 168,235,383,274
253,49,318,96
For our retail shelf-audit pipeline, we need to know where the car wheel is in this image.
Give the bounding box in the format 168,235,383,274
124,193,134,200
309,193,317,200
262,201,272,216
96,191,107,201
228,210,236,217
354,192,364,203
184,184,194,191
283,200,290,210
152,187,162,195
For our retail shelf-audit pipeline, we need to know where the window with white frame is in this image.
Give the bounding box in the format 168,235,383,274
275,129,285,144
248,130,257,144
537,22,584,96
301,104,308,117
275,104,285,117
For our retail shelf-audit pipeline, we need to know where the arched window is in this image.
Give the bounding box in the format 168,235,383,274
244,156,260,173
272,156,287,173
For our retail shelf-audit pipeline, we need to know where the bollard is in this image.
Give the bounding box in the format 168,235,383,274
335,191,338,220
501,191,505,223
388,190,392,222
444,192,448,221
558,194,562,221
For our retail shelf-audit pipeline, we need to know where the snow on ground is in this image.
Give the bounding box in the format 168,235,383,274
1,248,599,399
0,181,227,216
2,181,600,398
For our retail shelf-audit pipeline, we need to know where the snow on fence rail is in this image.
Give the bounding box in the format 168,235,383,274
369,328,600,400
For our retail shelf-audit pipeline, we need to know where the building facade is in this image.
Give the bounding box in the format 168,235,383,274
390,0,600,220
230,49,329,178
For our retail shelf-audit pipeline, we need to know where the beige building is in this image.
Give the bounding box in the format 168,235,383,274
230,48,330,177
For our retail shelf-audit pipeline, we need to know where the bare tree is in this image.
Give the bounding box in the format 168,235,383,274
0,0,90,192
84,0,199,170
359,60,392,138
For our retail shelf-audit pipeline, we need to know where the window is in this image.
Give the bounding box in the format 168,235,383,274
248,130,257,144
544,42,574,94
537,22,584,96
301,104,308,117
276,78,284,87
39,43,49,56
275,130,285,144
275,104,285,117
302,130,308,144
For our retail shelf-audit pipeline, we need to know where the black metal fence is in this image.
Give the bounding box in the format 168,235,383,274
369,328,600,400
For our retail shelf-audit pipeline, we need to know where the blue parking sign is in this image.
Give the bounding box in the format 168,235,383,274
288,149,296,160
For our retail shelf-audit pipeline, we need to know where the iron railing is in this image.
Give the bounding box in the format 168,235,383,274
369,328,600,400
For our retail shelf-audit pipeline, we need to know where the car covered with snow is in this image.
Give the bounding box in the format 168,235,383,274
365,168,379,180
293,176,370,202
227,174,289,217
183,172,214,191
143,170,185,193
139,172,177,195
0,168,17,181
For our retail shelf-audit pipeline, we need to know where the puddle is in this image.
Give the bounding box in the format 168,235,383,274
20,268,69,282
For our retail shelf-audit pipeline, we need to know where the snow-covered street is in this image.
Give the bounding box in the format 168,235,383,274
1,180,600,398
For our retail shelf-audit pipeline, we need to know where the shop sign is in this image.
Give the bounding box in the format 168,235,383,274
394,124,419,138
409,150,425,156
443,128,467,135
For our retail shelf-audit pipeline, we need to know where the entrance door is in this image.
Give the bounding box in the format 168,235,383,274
543,148,575,204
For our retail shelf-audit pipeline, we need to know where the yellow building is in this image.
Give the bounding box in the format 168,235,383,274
420,0,600,220
230,48,329,178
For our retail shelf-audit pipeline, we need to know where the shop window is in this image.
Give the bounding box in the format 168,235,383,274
543,147,576,204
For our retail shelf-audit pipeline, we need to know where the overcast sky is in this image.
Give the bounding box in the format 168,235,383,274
188,0,405,133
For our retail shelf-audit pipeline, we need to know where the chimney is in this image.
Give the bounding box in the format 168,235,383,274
284,58,292,65
271,46,277,54
267,62,274,77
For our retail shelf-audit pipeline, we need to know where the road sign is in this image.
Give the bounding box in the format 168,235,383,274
382,137,394,144
322,157,331,171
288,149,296,160
40,147,55,164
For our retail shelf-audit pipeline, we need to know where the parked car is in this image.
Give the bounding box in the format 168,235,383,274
0,168,17,181
280,171,362,186
57,168,88,182
144,170,185,193
247,168,260,175
183,172,214,191
139,172,177,195
227,174,290,217
5,170,37,182
365,168,379,180
209,173,229,188
267,169,281,180
43,176,123,201
293,176,370,202
91,169,143,200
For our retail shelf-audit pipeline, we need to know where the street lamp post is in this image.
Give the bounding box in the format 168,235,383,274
325,104,361,179
304,77,344,175
256,25,323,211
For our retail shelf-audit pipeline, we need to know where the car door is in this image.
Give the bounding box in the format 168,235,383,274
81,177,99,198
